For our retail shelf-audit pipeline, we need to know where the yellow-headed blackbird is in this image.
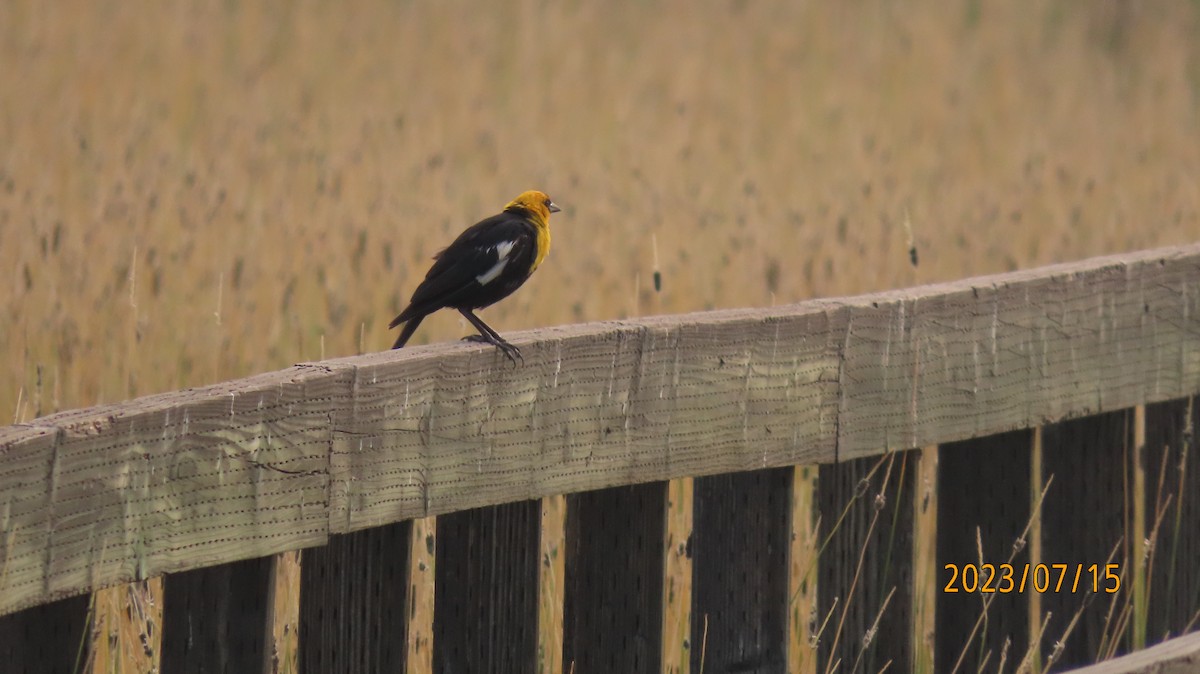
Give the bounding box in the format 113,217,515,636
389,190,561,363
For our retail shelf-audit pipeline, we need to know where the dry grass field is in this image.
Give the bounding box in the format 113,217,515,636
2,1,1199,672
4,1,1198,421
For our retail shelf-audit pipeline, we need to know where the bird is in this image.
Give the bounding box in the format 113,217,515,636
389,190,561,364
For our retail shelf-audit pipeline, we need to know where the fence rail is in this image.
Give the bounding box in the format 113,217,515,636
2,243,1200,672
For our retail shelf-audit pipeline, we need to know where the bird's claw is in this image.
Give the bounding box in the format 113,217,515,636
462,334,523,365
498,342,524,366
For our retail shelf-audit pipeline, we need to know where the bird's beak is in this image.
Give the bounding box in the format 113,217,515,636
548,201,562,213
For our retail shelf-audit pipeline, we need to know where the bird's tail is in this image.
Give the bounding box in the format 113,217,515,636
391,315,424,349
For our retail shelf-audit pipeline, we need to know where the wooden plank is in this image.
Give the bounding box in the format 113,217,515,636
789,466,819,674
322,243,1200,524
161,556,273,673
4,243,1200,619
0,425,59,615
662,478,694,674
562,482,666,673
1132,405,1149,651
0,366,344,617
1040,411,1132,670
911,446,938,674
434,501,540,673
407,516,436,674
838,245,1200,460
1061,630,1200,673
1143,398,1200,643
690,468,791,673
1028,427,1046,674
297,522,411,674
817,452,916,673
539,494,567,674
267,552,300,674
0,594,91,674
327,306,843,532
936,430,1033,673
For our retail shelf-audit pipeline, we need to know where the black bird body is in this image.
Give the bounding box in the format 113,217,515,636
389,190,560,362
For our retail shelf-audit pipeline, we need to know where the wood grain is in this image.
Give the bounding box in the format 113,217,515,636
838,247,1200,459
1,367,344,616
328,305,843,532
3,243,1200,617
563,483,666,673
298,522,411,674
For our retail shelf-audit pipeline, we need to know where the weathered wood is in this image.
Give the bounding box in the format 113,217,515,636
1132,405,1150,652
937,430,1033,673
0,368,340,618
690,468,791,673
818,452,916,674
911,446,938,674
539,495,567,674
298,522,411,674
327,305,843,533
563,482,666,673
1143,398,1200,643
161,556,273,673
328,244,1200,532
0,594,90,674
434,501,540,673
406,516,436,674
837,246,1200,460
1062,630,1200,673
789,466,819,674
0,425,60,615
1040,411,1132,669
662,478,694,674
1029,427,1047,674
4,244,1200,618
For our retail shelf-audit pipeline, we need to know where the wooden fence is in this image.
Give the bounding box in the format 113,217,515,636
2,243,1200,673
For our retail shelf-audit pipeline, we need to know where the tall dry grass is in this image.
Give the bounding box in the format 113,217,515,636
2,2,1199,673
3,1,1198,421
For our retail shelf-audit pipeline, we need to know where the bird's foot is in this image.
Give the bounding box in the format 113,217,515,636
496,341,523,365
462,334,523,365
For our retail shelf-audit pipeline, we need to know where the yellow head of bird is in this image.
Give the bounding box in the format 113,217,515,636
505,190,561,224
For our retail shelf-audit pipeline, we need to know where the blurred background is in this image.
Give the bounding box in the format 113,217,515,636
2,0,1198,420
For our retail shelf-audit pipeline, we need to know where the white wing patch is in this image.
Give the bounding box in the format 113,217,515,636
494,241,516,260
475,241,516,285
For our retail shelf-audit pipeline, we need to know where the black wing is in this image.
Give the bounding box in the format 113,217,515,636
389,212,538,327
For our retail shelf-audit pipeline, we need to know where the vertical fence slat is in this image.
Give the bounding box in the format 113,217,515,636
0,594,91,674
434,501,541,673
541,494,567,674
911,446,939,674
298,522,411,674
1132,406,1150,652
161,556,273,674
1028,427,1046,674
407,517,436,674
1144,398,1200,643
1040,410,1132,669
563,482,666,673
937,430,1033,672
662,477,694,674
690,467,791,673
267,552,300,673
818,451,916,674
790,466,820,674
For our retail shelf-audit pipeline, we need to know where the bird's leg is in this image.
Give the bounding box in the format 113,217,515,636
458,309,523,365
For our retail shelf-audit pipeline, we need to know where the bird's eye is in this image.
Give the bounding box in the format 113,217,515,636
543,198,552,207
